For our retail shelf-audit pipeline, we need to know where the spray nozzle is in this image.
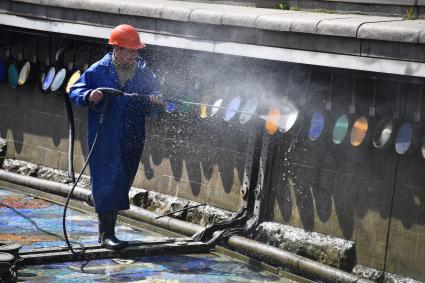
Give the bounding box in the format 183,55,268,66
96,88,147,99
96,87,124,97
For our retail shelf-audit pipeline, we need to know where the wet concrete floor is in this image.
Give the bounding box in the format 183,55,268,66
0,188,298,282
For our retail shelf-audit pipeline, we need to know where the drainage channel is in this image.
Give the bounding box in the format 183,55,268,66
0,187,306,282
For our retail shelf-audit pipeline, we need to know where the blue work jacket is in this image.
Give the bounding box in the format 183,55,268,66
69,53,160,213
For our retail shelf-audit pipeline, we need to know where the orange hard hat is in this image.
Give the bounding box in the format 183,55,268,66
108,24,145,50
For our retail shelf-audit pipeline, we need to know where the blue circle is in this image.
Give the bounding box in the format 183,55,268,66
0,60,5,82
309,111,325,140
166,102,177,113
395,122,413,154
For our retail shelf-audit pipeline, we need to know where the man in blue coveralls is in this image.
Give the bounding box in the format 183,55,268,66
69,24,162,250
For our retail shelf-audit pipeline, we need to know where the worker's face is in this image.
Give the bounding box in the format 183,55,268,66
113,46,139,65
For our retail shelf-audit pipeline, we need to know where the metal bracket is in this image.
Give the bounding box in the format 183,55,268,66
240,131,257,207
253,133,271,219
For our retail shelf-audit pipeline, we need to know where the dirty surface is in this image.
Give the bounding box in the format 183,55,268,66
253,222,355,271
0,188,295,282
353,265,423,283
2,158,230,226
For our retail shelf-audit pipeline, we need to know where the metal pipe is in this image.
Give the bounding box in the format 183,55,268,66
0,170,90,202
0,169,372,283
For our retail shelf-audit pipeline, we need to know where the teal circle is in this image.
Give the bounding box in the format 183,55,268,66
7,64,19,88
333,114,349,144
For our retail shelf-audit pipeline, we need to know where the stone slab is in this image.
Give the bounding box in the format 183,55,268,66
316,16,404,38
325,0,415,4
290,13,358,34
255,13,296,32
7,0,425,49
221,8,284,28
359,20,425,43
189,9,223,25
119,2,164,19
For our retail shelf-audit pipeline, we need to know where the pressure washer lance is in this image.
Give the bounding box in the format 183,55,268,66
155,203,206,219
62,87,126,256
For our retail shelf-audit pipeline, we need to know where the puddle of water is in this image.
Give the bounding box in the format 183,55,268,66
0,188,157,250
1,188,297,282
19,253,289,282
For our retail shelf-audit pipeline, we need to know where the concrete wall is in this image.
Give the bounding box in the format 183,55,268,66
263,71,425,280
1,4,425,281
0,30,264,212
2,28,425,280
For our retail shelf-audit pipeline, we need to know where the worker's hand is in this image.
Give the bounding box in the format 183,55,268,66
149,95,163,105
88,89,104,104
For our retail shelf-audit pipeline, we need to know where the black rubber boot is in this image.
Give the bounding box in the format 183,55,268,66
98,212,128,250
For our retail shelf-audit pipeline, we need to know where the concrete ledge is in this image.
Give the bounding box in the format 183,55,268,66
4,0,425,71
7,0,424,45
3,12,425,76
358,20,425,43
316,16,404,38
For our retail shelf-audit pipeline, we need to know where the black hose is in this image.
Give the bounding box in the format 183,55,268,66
63,93,75,183
62,93,111,256
155,203,206,219
62,88,146,255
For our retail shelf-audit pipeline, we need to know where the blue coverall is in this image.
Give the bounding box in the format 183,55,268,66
69,52,159,213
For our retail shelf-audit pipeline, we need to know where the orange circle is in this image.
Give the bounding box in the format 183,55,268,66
350,116,368,146
265,107,281,135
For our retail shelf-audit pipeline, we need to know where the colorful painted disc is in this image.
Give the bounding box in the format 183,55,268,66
373,120,393,148
224,96,241,121
239,98,258,124
65,70,81,94
211,98,223,117
350,116,368,146
309,111,325,141
265,107,281,135
333,114,349,144
7,64,19,88
278,100,298,133
165,102,177,113
179,98,189,115
395,122,413,154
42,67,56,91
199,97,209,119
18,61,31,86
51,68,67,91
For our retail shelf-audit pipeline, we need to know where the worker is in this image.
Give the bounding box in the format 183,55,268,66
69,24,162,250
